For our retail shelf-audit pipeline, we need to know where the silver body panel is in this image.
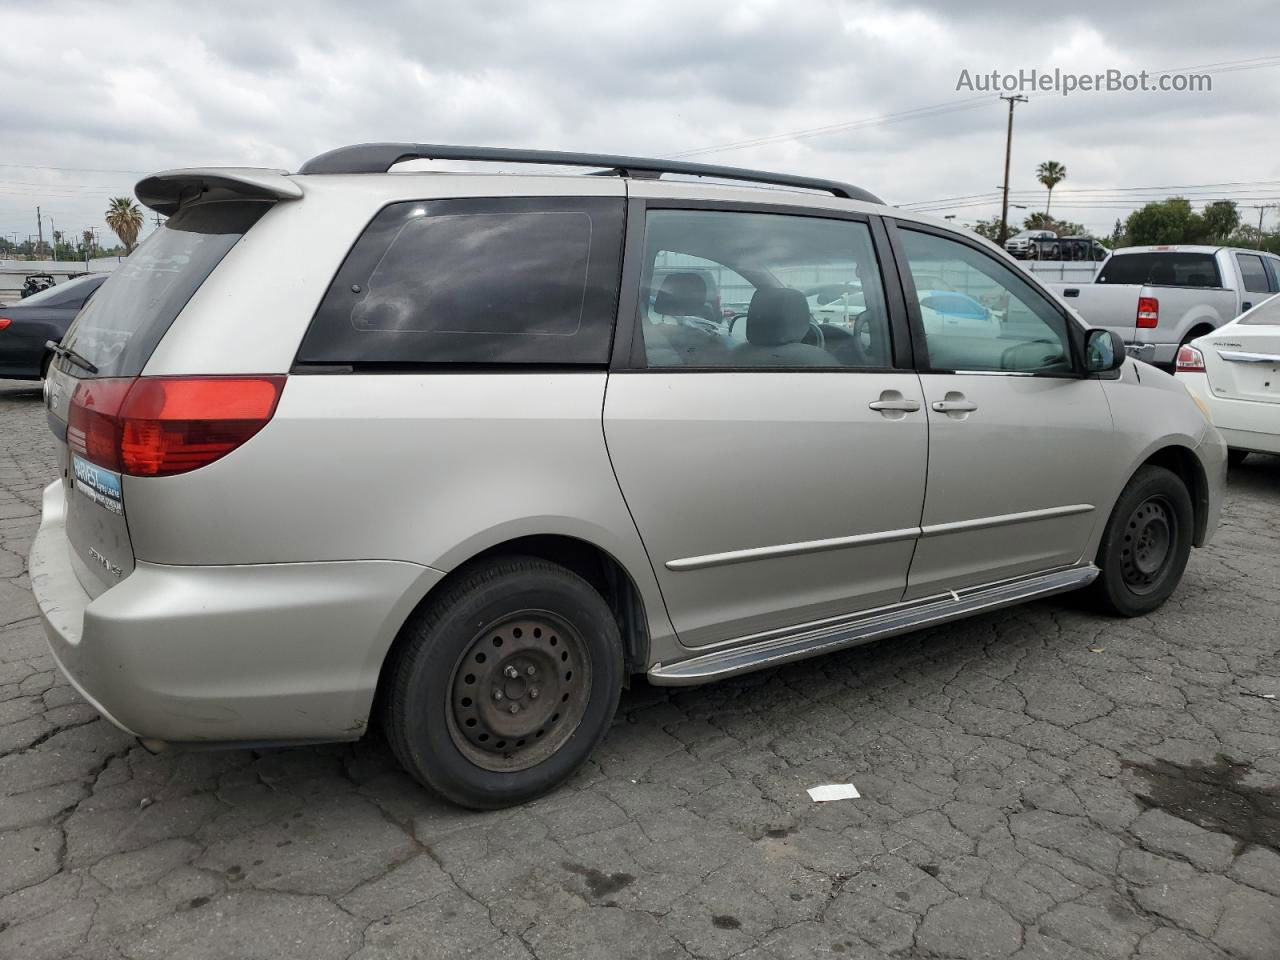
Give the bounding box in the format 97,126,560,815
28,168,1227,747
603,371,928,647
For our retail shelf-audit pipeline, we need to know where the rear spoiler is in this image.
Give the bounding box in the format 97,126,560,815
135,168,303,216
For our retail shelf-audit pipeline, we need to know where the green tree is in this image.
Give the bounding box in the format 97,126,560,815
1022,212,1087,237
969,216,1004,241
1110,219,1124,247
105,197,144,253
1036,160,1067,216
1124,198,1202,245
1201,201,1240,242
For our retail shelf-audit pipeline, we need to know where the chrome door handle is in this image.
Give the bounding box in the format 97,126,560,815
931,400,978,413
868,399,921,412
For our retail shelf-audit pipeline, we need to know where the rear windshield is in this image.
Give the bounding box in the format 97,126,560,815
1096,252,1221,288
60,201,267,377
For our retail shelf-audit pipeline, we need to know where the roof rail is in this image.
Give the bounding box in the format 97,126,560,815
296,143,883,203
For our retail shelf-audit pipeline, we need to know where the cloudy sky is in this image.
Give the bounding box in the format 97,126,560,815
3,0,1279,249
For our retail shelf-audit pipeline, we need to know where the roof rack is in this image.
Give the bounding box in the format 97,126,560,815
296,143,883,203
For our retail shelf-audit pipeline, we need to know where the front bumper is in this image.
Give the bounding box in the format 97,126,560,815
29,480,442,744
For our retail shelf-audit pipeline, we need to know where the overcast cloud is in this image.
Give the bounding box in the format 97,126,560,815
2,0,1279,246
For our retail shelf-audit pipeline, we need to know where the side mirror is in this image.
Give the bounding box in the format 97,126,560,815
1085,328,1125,373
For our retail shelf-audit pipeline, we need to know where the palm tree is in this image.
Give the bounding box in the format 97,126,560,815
82,229,96,256
1036,161,1067,217
105,197,144,253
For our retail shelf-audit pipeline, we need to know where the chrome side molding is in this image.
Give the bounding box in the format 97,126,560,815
665,505,1095,572
647,564,1099,685
1217,350,1280,364
665,526,919,571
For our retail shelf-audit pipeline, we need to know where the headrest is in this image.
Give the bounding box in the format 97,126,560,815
746,288,811,346
653,272,708,317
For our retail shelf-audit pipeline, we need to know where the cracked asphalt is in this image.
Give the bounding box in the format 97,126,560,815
2,377,1279,960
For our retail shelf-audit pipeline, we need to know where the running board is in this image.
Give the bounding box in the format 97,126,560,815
647,565,1099,686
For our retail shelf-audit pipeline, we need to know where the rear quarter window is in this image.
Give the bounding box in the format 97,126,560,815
296,197,624,366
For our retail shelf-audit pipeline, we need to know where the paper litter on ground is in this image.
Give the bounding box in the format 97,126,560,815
807,783,860,802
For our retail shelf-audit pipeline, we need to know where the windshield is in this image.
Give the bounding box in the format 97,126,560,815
14,273,99,306
60,201,267,377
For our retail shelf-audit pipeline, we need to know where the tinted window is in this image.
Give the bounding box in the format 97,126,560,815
1236,253,1270,294
637,209,892,369
1097,252,1221,287
61,202,267,378
900,229,1073,374
298,197,623,366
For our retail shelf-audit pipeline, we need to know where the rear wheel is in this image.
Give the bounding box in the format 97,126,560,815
1228,449,1250,468
383,555,623,809
1089,465,1193,617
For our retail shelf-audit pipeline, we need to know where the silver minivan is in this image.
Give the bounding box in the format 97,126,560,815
30,144,1226,808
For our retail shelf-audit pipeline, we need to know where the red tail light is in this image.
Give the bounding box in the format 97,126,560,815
67,376,285,477
0,318,11,331
1175,344,1206,373
1136,297,1159,328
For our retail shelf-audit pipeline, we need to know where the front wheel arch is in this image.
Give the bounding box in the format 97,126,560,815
1128,445,1210,547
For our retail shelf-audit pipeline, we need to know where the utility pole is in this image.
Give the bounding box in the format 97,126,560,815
998,94,1029,246
36,205,44,257
1244,205,1274,249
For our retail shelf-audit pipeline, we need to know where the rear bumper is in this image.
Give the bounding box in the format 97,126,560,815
1182,374,1280,454
30,480,442,744
1124,341,1178,366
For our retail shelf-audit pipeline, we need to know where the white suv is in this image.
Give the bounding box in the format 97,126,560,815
31,144,1225,808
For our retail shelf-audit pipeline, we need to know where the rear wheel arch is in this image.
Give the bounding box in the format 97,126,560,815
382,534,650,685
1180,322,1216,349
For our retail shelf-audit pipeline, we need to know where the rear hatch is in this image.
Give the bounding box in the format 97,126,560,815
1201,306,1280,405
45,201,268,598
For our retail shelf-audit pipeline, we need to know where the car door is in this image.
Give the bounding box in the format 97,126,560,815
604,201,927,648
887,220,1116,600
1235,252,1273,314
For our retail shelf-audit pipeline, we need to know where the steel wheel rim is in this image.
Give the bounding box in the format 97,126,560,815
445,610,591,773
1120,495,1175,594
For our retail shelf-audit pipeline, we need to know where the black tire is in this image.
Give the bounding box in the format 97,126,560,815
1089,465,1194,617
383,555,623,809
1227,449,1250,468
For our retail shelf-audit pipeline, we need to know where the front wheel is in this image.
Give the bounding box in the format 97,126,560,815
383,556,623,809
1089,465,1193,617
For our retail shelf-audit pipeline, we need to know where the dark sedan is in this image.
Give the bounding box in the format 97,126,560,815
0,273,108,379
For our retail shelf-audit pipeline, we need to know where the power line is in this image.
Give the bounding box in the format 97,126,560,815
0,162,147,175
668,95,994,159
666,53,1280,163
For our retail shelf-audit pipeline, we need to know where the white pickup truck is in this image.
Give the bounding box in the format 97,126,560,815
1046,245,1280,366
